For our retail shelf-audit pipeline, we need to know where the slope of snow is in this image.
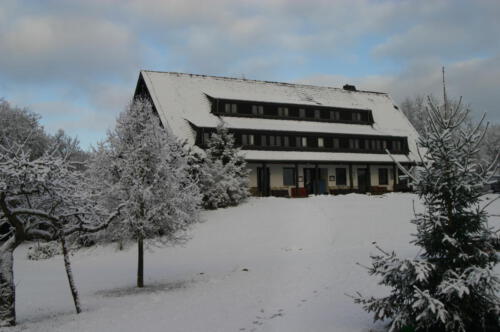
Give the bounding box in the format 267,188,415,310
9,194,500,332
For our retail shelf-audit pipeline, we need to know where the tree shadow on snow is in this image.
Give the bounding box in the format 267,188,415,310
95,280,191,298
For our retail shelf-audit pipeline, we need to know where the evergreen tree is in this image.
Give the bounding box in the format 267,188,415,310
195,122,249,209
90,99,201,287
354,80,500,331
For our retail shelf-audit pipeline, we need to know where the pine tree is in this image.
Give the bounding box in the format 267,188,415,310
90,99,201,287
354,74,500,332
196,122,249,209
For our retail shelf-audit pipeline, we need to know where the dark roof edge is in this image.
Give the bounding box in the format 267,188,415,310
140,70,390,96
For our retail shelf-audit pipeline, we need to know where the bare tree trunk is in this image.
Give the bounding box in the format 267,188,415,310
0,238,16,327
60,236,81,314
137,236,144,288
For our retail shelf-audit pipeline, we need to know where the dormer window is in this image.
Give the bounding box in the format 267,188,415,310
318,137,324,148
284,136,290,147
333,138,340,149
252,105,264,115
296,136,307,147
314,109,321,119
349,138,360,149
393,141,402,151
330,111,340,121
212,98,373,125
225,103,237,114
278,107,289,117
241,134,255,146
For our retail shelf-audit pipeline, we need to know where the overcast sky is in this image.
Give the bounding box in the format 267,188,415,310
1,0,499,149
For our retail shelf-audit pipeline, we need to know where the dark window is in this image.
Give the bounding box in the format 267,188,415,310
269,136,281,146
283,168,296,186
261,135,267,146
330,111,340,121
333,138,340,149
299,108,306,118
252,105,264,115
379,168,388,185
283,136,290,147
336,168,347,185
340,138,349,149
352,112,361,121
349,138,359,149
278,107,289,117
203,132,210,145
393,140,402,152
224,103,237,114
241,134,254,146
314,109,321,119
295,136,308,147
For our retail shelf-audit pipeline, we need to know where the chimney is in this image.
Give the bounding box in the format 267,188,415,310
343,84,357,91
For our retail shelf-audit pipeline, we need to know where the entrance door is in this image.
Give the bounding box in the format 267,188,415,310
304,168,315,194
257,167,270,196
303,168,328,195
357,168,370,193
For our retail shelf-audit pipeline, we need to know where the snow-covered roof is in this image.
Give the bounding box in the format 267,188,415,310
139,71,420,162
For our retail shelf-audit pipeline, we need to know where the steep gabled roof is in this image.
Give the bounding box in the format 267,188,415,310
137,70,420,163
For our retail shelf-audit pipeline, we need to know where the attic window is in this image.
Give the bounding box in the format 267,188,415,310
318,137,324,148
352,112,361,121
225,103,237,114
252,105,264,115
278,107,289,117
241,134,254,145
330,111,340,121
349,138,360,149
296,136,307,147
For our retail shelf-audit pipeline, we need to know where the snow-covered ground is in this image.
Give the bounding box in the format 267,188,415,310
9,193,500,332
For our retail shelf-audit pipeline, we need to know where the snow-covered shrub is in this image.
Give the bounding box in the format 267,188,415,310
89,99,201,288
355,86,500,331
27,242,62,260
192,122,249,209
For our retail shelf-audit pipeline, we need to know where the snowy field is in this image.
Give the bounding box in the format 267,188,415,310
9,193,500,332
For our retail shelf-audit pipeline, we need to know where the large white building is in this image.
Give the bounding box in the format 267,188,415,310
134,71,420,197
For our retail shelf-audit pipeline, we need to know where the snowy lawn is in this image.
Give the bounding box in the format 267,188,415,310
9,193,500,332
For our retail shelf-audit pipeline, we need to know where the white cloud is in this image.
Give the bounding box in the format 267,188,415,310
0,13,142,83
1,0,500,149
299,54,500,122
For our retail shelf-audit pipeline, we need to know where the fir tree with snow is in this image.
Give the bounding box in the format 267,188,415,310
197,122,249,209
354,77,500,332
90,99,201,288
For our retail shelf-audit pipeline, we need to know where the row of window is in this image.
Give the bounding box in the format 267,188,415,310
282,167,390,186
215,99,373,124
203,131,407,153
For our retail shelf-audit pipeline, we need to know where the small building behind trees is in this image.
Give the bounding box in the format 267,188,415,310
133,71,420,196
